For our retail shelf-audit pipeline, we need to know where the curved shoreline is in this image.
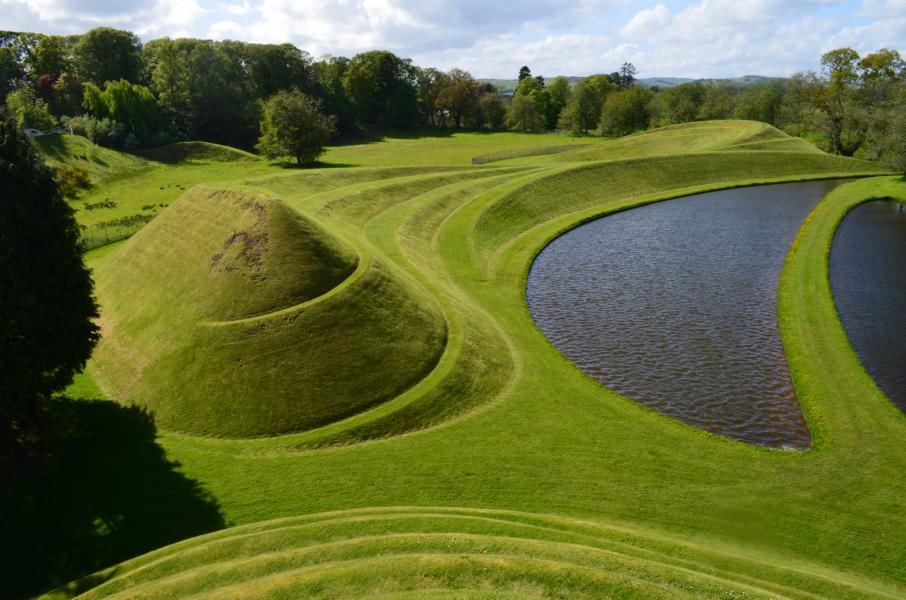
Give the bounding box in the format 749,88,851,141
778,176,906,453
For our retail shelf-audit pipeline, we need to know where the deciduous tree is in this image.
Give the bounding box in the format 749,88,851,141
546,76,571,129
83,80,159,141
479,93,506,130
256,89,336,165
810,47,863,156
560,75,614,134
5,85,56,130
600,87,652,136
435,69,479,129
343,51,419,128
73,27,144,85
505,94,544,131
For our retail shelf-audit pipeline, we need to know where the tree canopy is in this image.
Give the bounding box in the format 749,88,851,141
0,113,99,449
256,89,336,165
343,50,419,128
600,87,653,136
73,27,144,85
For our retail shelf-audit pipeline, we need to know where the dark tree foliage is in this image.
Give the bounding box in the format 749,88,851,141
518,66,532,81
244,43,313,100
618,62,637,89
343,50,419,128
34,73,56,101
313,56,357,135
0,114,99,457
73,27,144,85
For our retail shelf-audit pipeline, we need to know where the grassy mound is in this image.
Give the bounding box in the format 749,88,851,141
475,150,885,259
90,187,446,437
505,120,821,164
32,133,148,181
32,124,906,598
45,507,900,599
135,141,260,164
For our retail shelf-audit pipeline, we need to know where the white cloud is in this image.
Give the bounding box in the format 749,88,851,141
207,19,245,39
0,0,901,78
860,0,906,16
224,0,254,15
607,0,896,78
1,0,204,34
824,16,906,54
412,33,629,78
620,3,671,38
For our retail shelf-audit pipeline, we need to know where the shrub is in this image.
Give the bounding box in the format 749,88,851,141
63,115,128,148
56,165,90,197
5,86,57,130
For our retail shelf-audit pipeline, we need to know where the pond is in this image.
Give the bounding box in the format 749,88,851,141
831,200,906,412
527,180,848,449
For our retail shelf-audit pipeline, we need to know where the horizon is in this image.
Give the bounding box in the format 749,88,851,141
1,0,903,79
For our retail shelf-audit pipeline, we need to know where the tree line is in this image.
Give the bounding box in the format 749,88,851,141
1,28,904,170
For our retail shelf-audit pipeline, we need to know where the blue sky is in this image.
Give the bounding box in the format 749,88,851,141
1,0,903,78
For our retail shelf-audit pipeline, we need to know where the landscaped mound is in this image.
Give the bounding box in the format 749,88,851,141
33,133,148,180
549,120,821,163
44,507,894,600
135,141,260,164
89,187,446,437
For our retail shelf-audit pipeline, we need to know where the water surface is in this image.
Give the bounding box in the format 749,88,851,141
527,180,847,448
831,200,906,411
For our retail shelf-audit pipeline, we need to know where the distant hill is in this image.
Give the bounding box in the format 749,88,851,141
478,75,783,95
637,75,784,89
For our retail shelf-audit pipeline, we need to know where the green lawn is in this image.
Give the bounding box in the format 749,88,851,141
11,123,906,598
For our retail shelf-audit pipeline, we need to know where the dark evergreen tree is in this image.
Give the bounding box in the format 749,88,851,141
0,113,99,457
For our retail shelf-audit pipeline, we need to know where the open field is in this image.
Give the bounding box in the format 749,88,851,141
9,122,906,598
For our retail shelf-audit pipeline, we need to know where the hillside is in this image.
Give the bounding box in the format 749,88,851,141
478,75,782,95
14,121,905,600
493,120,821,165
33,133,148,181
89,187,447,437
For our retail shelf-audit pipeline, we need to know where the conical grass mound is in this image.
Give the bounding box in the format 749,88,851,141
90,187,446,437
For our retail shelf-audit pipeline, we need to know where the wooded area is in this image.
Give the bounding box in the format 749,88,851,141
1,28,903,170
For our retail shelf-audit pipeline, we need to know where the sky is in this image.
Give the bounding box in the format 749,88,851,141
1,0,904,79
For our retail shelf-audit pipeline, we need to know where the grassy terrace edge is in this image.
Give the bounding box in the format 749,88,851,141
25,125,906,598
779,175,906,453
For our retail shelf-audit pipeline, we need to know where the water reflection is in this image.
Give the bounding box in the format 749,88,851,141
831,200,906,411
527,180,847,448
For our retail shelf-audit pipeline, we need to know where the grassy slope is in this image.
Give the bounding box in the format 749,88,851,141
43,131,583,248
33,134,147,181
29,123,906,597
498,120,818,166
90,187,447,437
322,130,602,167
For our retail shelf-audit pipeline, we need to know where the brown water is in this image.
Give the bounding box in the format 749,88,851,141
527,180,847,449
831,200,906,412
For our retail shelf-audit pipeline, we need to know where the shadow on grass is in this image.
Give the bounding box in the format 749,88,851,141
0,398,225,599
275,160,358,169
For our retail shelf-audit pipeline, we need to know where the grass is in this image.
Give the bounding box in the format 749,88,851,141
89,187,446,437
19,122,906,598
43,508,902,600
321,130,603,167
32,134,148,182
496,120,820,165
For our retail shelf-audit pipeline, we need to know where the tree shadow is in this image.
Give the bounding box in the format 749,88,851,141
275,160,357,169
329,127,457,148
0,398,225,599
